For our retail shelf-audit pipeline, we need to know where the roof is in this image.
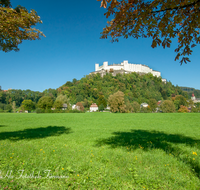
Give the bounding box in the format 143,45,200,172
141,103,148,105
63,104,68,108
90,103,98,107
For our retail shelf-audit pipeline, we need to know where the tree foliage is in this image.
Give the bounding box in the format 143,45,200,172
97,94,107,108
53,100,63,109
76,102,84,111
0,0,45,52
173,95,187,110
60,72,186,105
98,103,105,111
148,98,157,112
37,96,53,110
160,100,176,113
178,105,189,113
108,91,126,113
21,99,35,111
99,0,200,64
56,94,70,108
12,101,16,113
132,101,140,113
0,89,43,107
0,72,190,112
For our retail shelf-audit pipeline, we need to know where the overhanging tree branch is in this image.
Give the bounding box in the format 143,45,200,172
99,0,200,64
152,0,200,13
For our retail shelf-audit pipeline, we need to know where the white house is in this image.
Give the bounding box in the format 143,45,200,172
90,103,98,112
62,104,68,110
72,104,77,110
140,103,148,108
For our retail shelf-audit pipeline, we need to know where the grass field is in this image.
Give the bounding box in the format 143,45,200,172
0,113,200,189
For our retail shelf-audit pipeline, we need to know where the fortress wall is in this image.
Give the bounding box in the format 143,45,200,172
152,71,161,77
94,61,161,78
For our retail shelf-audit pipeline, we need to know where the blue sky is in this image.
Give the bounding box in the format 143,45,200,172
0,0,199,92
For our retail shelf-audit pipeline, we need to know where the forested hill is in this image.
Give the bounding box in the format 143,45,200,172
0,73,190,111
180,87,200,98
58,72,188,104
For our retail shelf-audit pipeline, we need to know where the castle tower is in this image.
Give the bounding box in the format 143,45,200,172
123,60,129,70
95,63,99,71
103,61,108,68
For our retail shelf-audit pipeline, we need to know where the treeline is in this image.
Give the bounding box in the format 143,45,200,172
0,88,57,112
0,72,192,113
180,87,200,98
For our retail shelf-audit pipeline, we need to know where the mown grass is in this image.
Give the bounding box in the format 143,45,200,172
0,113,199,189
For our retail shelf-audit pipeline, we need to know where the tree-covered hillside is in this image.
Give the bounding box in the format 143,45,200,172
58,73,188,105
0,73,190,112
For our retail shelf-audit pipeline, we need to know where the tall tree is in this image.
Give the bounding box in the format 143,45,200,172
12,101,16,113
37,96,53,110
132,101,140,113
76,102,84,111
0,0,45,52
56,94,70,106
21,99,35,111
99,0,200,64
53,100,63,109
148,98,158,112
97,94,107,108
160,100,176,113
108,91,126,113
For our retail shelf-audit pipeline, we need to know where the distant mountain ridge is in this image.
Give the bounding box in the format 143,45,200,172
180,87,200,98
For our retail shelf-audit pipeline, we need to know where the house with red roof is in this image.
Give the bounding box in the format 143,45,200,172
90,103,98,112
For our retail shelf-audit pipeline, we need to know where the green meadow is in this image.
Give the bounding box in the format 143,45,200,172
0,113,199,189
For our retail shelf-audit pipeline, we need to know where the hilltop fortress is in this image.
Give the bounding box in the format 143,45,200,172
90,60,166,82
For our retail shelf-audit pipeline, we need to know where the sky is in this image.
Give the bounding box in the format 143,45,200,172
0,0,200,92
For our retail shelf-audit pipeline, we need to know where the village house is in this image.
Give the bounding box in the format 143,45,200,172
140,103,148,108
62,104,68,110
90,103,98,112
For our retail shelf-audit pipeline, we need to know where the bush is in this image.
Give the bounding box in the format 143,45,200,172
178,105,189,113
140,107,150,113
0,109,4,113
98,104,104,112
132,101,140,113
191,107,199,113
69,109,85,113
45,109,53,113
36,108,84,114
36,108,45,113
160,100,176,113
53,100,63,109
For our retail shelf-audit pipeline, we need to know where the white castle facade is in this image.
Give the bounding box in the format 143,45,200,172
95,60,161,76
90,60,166,82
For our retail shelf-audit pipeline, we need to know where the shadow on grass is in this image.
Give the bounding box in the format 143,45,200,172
0,126,72,141
96,129,200,177
0,125,7,127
